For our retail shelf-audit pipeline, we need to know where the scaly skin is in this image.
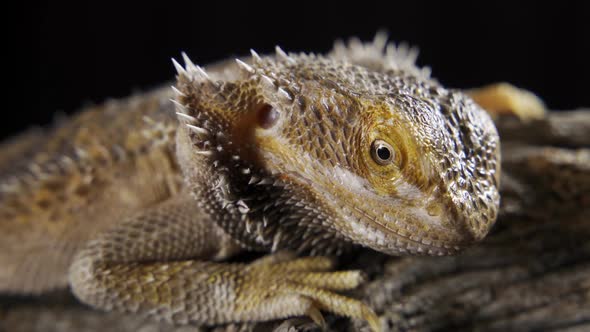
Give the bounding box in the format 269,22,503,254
0,34,538,331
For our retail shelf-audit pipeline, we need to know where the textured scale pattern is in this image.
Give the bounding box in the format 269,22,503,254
0,34,503,331
0,89,182,292
175,37,500,257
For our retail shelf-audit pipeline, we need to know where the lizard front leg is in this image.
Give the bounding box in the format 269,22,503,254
69,193,380,331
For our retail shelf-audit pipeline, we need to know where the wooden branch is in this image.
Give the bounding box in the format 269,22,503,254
2,110,589,332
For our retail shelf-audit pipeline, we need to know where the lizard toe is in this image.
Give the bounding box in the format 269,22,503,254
241,254,380,331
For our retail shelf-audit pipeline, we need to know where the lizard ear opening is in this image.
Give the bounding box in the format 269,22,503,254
256,104,279,129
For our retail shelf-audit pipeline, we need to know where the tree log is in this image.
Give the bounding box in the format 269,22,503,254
1,110,589,332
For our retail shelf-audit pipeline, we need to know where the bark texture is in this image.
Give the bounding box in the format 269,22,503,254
1,110,589,332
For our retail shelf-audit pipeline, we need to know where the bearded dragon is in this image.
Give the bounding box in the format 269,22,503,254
0,34,545,331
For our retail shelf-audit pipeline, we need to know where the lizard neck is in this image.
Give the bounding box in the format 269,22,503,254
175,124,354,255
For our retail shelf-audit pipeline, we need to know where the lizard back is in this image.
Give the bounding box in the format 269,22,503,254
0,87,182,293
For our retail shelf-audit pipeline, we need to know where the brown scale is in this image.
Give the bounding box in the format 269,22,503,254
0,35,546,331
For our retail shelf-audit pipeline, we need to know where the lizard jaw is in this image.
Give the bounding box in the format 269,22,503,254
294,167,472,255
253,147,473,256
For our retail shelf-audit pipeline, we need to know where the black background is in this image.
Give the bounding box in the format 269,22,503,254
5,2,589,140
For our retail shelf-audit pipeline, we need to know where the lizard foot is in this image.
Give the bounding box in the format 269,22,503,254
236,252,381,332
468,82,546,121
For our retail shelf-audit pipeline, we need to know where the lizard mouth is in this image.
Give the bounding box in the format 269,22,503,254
275,166,471,256
248,134,476,256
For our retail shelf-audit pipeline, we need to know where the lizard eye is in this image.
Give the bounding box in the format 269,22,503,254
371,140,395,165
256,103,279,129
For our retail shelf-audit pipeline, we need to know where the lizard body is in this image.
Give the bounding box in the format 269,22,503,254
1,35,538,331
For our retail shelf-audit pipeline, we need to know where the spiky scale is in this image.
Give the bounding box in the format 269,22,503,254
235,59,254,73
250,49,262,62
0,34,512,332
176,112,197,122
260,74,275,87
181,52,197,71
186,124,209,135
170,99,188,111
194,65,211,80
172,57,186,74
171,86,186,96
275,45,295,64
277,87,292,101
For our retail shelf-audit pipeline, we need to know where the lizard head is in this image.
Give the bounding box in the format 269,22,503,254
173,37,500,256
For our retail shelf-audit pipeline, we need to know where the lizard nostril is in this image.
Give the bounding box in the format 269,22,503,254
256,104,279,129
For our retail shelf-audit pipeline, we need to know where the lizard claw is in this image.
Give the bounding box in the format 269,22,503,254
237,253,381,332
362,304,382,332
306,306,327,330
